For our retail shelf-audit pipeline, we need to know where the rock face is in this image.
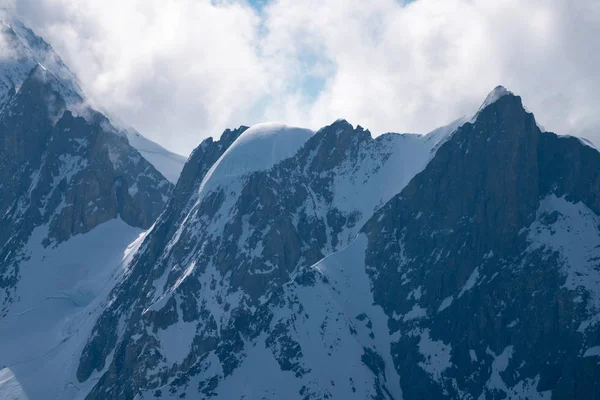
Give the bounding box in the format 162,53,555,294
361,91,600,399
0,16,177,318
0,16,83,108
0,14,186,182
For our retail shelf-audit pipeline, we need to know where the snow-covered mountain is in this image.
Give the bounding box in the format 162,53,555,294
0,14,186,182
0,16,179,400
66,87,600,400
2,17,600,400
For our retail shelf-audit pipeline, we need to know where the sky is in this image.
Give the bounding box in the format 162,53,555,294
3,0,600,155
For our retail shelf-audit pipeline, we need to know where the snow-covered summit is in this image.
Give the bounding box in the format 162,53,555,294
199,122,314,192
478,85,513,111
0,14,83,107
0,14,186,182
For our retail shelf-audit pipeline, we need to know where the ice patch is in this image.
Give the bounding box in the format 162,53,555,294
485,346,513,391
480,346,551,399
403,304,428,322
128,182,138,197
0,368,27,400
458,267,480,298
417,328,452,382
407,285,423,301
438,296,454,312
156,319,197,365
583,346,600,357
469,349,478,362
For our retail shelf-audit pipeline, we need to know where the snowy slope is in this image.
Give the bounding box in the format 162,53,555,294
0,368,26,400
0,219,146,400
146,235,399,400
199,122,314,192
123,128,187,183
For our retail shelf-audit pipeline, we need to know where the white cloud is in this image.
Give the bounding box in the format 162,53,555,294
10,0,269,154
6,0,600,154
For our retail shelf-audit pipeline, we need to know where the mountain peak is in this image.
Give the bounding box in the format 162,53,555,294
198,122,313,194
0,16,186,182
0,15,84,108
478,85,514,112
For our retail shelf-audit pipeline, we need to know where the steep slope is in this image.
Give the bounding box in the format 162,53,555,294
0,66,173,400
0,66,172,309
0,120,246,399
75,118,449,399
0,18,176,400
4,17,595,397
0,14,186,181
123,127,187,183
352,88,600,399
0,16,82,108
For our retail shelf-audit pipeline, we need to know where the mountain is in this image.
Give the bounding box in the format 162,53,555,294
64,87,600,400
358,88,600,399
0,16,179,399
1,17,600,400
0,15,186,182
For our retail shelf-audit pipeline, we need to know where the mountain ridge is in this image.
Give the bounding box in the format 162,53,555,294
69,87,574,400
2,15,600,400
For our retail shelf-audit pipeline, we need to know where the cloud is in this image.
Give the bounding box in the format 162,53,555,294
260,0,600,140
10,0,269,154
6,0,600,154
0,19,20,61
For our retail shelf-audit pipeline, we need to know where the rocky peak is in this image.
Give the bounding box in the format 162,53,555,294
172,126,247,211
3,70,600,398
370,87,541,250
73,114,451,398
297,119,372,173
0,15,185,181
0,16,83,109
358,88,600,399
477,85,512,111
